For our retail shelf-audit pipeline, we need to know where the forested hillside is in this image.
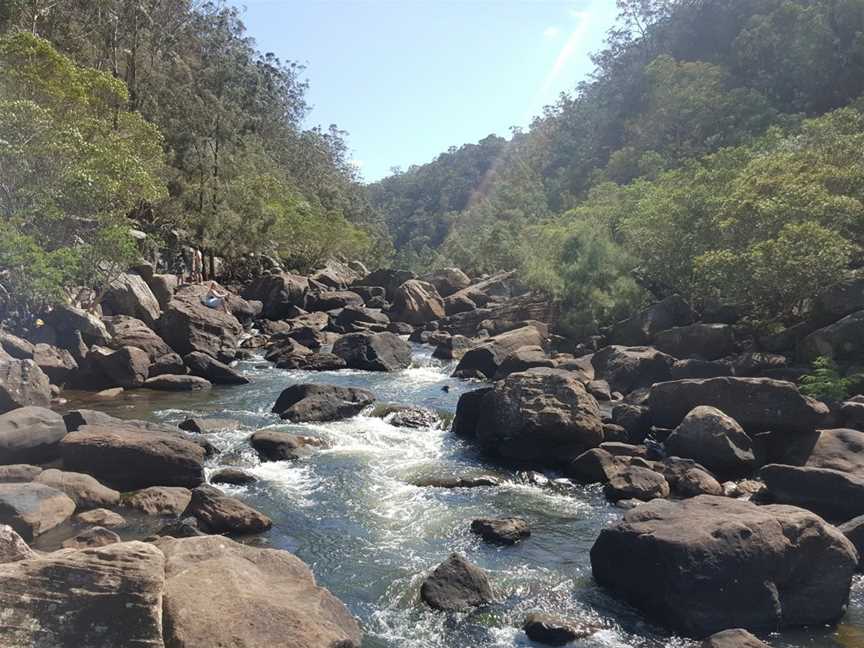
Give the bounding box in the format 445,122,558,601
371,0,864,335
0,0,390,317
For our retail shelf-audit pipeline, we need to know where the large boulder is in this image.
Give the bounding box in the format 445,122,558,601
811,276,864,326
609,295,693,346
0,405,66,464
653,323,736,361
100,272,161,326
357,269,416,299
156,535,362,647
470,517,530,545
475,368,604,466
123,486,192,516
493,345,555,380
183,351,249,385
425,267,471,297
271,383,375,422
104,314,173,360
34,468,120,510
453,326,545,379
332,306,390,333
183,485,272,534
332,331,412,371
591,346,675,394
242,272,309,320
664,406,755,478
420,553,493,611
451,387,493,438
647,377,829,433
80,345,150,388
60,423,206,490
0,357,51,413
800,309,864,364
157,292,243,361
32,343,78,385
390,279,445,325
0,331,34,359
0,482,76,541
46,304,112,346
145,273,178,309
590,496,857,637
0,541,165,647
603,466,670,502
306,290,364,312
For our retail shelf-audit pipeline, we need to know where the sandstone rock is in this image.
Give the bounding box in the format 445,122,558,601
75,508,127,528
104,314,172,360
671,358,733,380
307,289,364,312
664,406,755,478
0,524,34,563
148,352,186,377
144,374,212,391
62,525,121,549
35,468,120,510
157,535,362,648
453,326,544,379
390,279,445,325
0,405,66,464
81,345,150,388
838,515,864,570
124,486,192,516
611,403,652,443
101,272,161,326
470,517,530,545
178,417,240,434
647,377,829,433
603,466,670,502
674,467,724,498
475,368,603,466
211,468,257,486
609,295,693,346
250,430,325,461
653,323,736,360
60,423,205,490
158,293,243,361
425,267,471,297
566,448,623,484
413,475,500,488
701,629,770,648
184,484,272,534
801,309,864,364
444,293,477,316
184,351,249,385
332,306,390,333
375,404,441,429
451,387,494,438
523,613,600,645
0,482,76,541
420,553,493,611
333,331,412,371
759,463,864,520
145,273,178,309
591,346,675,394
32,343,78,385
358,269,416,299
242,272,309,320
492,345,555,380
47,304,112,346
0,464,42,482
0,331,34,359
590,495,857,637
0,357,51,413
0,541,165,647
272,383,375,422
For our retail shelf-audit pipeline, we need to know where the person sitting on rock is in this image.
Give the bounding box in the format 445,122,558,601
201,281,228,313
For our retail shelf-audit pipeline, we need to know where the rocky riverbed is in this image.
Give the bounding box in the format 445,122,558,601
4,261,864,647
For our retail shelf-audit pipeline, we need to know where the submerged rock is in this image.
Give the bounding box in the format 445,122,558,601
701,629,770,648
420,553,494,611
184,485,272,535
590,495,857,637
250,430,326,461
523,613,601,646
271,383,375,422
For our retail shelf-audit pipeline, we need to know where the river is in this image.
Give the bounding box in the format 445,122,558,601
65,343,864,648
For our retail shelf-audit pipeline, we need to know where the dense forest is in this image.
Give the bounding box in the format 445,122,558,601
371,0,864,335
0,0,390,317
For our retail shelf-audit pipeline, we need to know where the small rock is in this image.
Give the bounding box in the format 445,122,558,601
701,628,770,648
184,485,272,535
178,417,241,434
123,486,192,516
523,612,600,646
412,475,499,488
62,526,121,549
250,430,326,461
420,553,493,611
210,468,257,486
75,508,127,528
470,517,530,545
603,466,670,502
144,374,212,391
157,516,206,538
0,482,76,541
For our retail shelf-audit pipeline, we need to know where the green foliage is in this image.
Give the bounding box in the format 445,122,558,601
800,356,856,401
0,31,166,315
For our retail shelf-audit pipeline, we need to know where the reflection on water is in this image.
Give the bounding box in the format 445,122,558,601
62,345,856,648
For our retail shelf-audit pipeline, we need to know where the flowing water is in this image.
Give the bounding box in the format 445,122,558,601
66,344,864,648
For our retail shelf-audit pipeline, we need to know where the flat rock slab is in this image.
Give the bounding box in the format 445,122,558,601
0,482,76,541
0,541,165,647
60,423,205,490
156,535,362,647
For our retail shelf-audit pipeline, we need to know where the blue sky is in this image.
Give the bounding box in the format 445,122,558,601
233,1,618,182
